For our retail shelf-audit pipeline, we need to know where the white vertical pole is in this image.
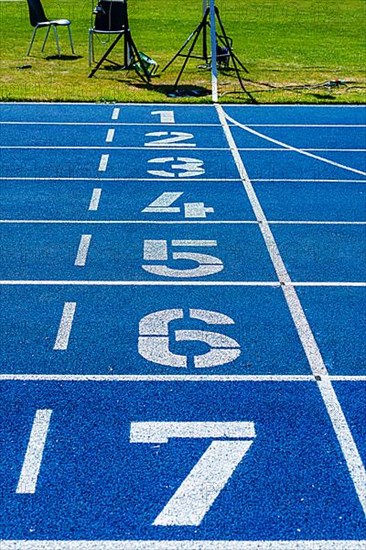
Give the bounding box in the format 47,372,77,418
209,0,218,102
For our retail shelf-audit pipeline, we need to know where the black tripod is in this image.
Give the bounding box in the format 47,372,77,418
161,4,255,102
88,0,151,82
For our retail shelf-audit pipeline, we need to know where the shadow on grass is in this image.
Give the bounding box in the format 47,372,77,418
132,82,211,98
45,55,83,61
309,92,337,100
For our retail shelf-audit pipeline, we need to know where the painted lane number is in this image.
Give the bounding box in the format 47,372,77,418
130,421,256,526
145,132,196,148
142,239,223,278
138,308,241,368
142,192,214,218
147,157,205,178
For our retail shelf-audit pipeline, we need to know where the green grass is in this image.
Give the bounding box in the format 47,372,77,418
0,0,365,103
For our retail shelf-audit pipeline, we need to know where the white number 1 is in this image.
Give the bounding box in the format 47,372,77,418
130,421,256,526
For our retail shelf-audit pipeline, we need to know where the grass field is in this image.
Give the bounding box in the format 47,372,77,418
0,0,365,103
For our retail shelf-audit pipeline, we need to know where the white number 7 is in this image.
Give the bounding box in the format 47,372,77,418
130,421,256,526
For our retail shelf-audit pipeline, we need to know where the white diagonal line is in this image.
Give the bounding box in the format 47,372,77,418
225,112,366,177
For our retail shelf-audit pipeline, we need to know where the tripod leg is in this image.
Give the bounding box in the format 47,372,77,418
161,29,199,73
88,33,124,78
214,7,248,73
126,32,152,82
214,8,256,102
162,8,210,73
172,15,208,91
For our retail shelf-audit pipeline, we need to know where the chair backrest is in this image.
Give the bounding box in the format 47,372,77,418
26,0,48,26
93,0,128,31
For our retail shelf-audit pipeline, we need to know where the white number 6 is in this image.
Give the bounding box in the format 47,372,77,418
138,308,241,368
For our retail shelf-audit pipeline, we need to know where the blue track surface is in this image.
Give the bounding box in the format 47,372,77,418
0,103,365,548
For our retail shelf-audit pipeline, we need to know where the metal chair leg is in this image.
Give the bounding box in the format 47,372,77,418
27,27,38,56
68,25,75,54
41,26,51,52
52,26,61,57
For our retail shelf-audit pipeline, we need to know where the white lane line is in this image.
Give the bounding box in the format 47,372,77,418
0,121,221,127
54,302,76,350
237,148,366,152
0,177,241,182
225,112,366,177
106,129,115,143
252,179,366,182
0,280,365,287
1,540,366,549
111,108,120,120
0,220,365,226
0,146,230,151
98,154,109,172
74,234,92,267
1,146,365,153
0,220,257,225
1,121,364,127
2,177,365,183
88,188,102,211
241,124,366,128
0,374,316,382
217,104,366,517
0,280,280,286
16,409,52,494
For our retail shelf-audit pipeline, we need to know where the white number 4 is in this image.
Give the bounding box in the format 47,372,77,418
142,192,214,219
130,421,256,526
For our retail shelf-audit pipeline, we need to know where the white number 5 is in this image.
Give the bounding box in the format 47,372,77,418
142,239,223,278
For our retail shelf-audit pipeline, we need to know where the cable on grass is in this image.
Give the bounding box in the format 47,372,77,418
220,79,364,97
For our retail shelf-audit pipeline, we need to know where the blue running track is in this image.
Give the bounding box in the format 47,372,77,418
0,102,365,549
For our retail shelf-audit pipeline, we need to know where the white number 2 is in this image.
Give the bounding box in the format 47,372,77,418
142,239,223,278
130,421,256,526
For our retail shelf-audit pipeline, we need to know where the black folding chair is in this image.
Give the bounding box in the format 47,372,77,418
26,0,75,57
89,0,130,66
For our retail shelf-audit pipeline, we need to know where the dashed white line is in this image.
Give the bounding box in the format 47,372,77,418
106,129,115,143
98,154,109,172
88,188,102,211
16,409,52,494
111,108,120,120
54,302,76,350
74,234,92,267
